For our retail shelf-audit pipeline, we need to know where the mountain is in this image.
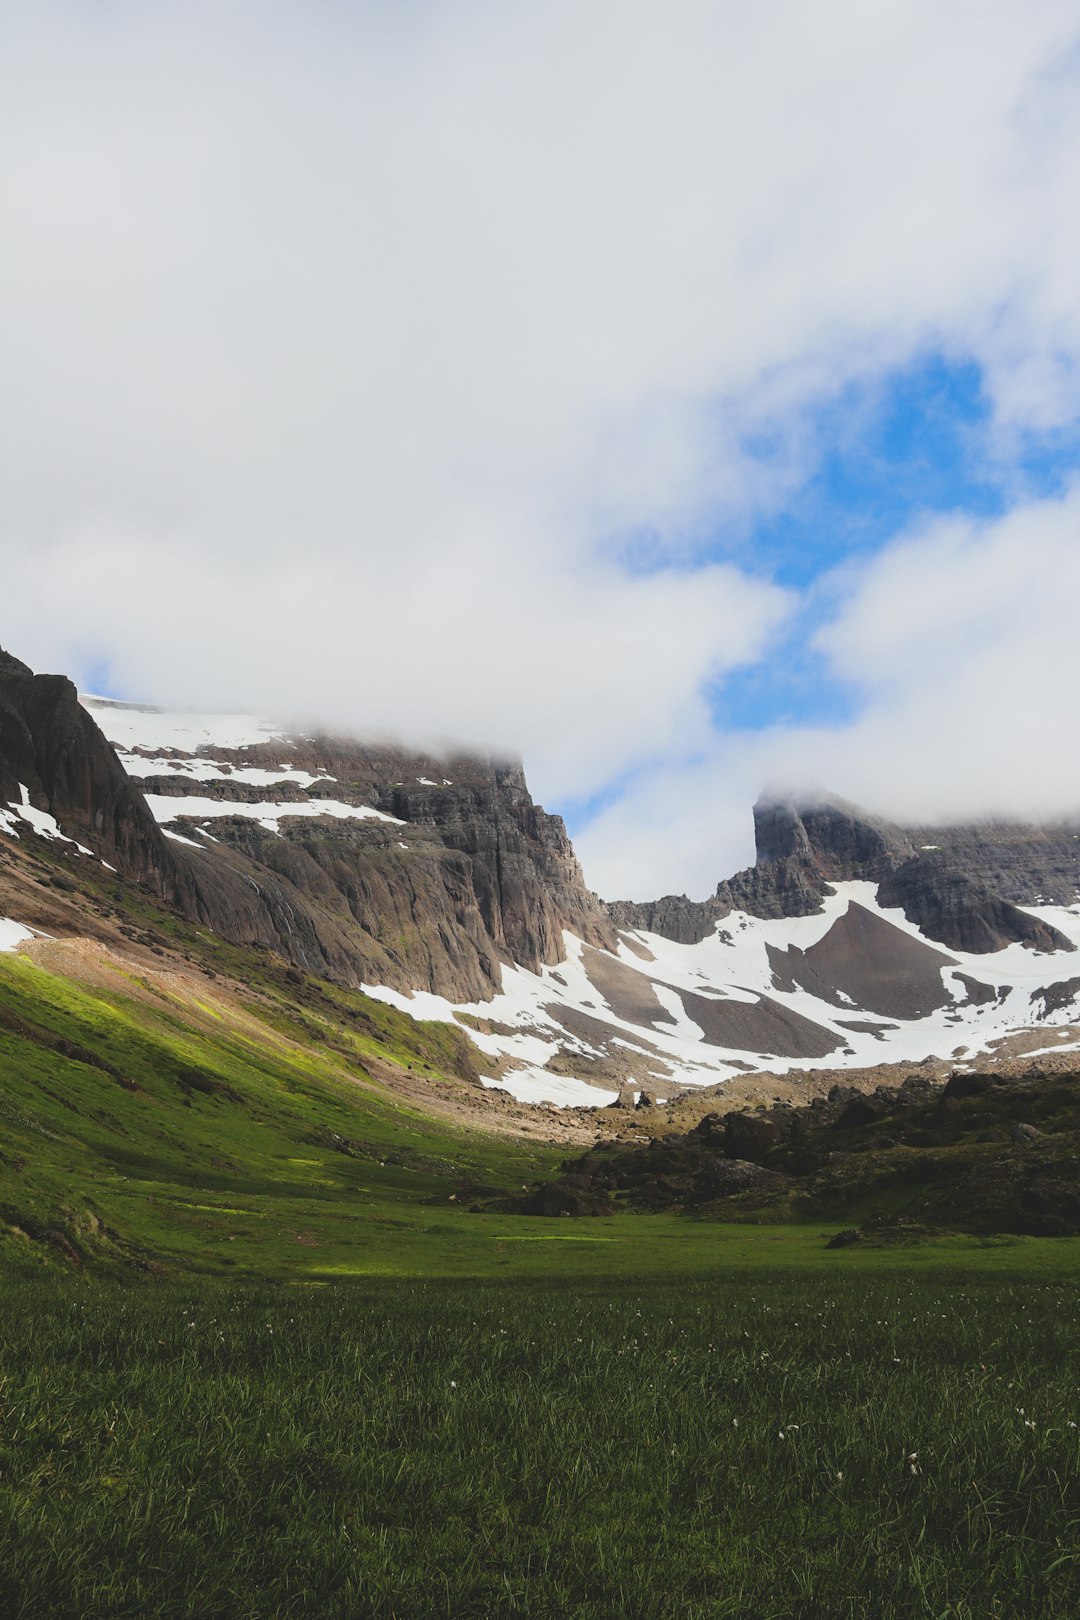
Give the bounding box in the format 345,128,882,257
610,793,1076,954
0,650,169,885
3,649,1080,1114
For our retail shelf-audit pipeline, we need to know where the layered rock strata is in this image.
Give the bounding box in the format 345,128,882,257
610,794,1075,956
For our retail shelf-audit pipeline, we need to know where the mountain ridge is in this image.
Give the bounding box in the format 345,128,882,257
4,647,1080,1111
609,793,1076,955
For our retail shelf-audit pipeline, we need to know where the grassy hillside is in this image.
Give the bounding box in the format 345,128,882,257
0,933,565,1278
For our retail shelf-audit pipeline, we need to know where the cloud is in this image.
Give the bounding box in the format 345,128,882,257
578,486,1080,899
3,2,1080,892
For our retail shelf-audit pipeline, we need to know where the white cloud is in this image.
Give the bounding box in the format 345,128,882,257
579,486,1080,898
3,2,1080,892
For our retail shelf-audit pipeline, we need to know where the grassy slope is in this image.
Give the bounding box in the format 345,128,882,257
0,936,561,1279
7,939,1080,1283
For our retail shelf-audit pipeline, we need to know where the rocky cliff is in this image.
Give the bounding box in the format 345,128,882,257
0,650,170,887
81,694,615,1002
610,793,1075,955
0,652,615,1003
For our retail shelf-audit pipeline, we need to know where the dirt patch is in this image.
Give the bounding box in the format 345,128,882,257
580,945,670,1027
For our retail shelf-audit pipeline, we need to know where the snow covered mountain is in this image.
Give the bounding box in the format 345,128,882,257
373,882,1080,1106
3,648,1080,1111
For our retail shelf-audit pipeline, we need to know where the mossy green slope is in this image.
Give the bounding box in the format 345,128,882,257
0,943,566,1278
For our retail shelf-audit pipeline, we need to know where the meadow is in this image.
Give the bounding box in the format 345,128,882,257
3,1259,1080,1620
3,905,1080,1616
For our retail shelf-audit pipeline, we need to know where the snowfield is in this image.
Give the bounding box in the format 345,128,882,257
80,697,289,753
364,883,1080,1107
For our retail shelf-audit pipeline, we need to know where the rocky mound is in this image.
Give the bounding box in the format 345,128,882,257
513,1066,1080,1235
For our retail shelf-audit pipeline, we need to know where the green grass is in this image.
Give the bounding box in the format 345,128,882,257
3,1268,1080,1618
0,945,565,1278
5,901,1080,1614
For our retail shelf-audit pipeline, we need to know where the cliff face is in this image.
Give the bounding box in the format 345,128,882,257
0,653,614,1003
901,821,1080,907
0,650,170,887
78,695,615,1003
161,750,615,1002
610,794,1075,956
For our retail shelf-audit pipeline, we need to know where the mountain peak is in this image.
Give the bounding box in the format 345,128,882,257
751,792,915,878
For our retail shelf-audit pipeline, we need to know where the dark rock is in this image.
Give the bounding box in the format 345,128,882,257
826,1228,864,1248
1019,1180,1080,1236
1030,979,1080,1019
520,1177,612,1217
942,1070,1001,1099
716,1111,778,1162
697,1157,784,1197
0,648,170,885
833,1094,888,1131
609,789,1076,958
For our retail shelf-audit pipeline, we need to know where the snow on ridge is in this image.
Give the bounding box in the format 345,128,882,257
364,883,1080,1109
1,783,95,857
117,756,335,790
80,695,288,754
143,793,404,833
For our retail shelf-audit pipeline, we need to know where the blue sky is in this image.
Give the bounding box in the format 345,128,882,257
706,351,1080,736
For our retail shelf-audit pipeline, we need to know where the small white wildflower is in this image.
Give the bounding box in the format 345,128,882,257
835,1471,844,1481
450,1380,457,1389
778,1431,785,1440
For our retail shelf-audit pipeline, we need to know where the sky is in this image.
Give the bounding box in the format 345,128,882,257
3,0,1080,900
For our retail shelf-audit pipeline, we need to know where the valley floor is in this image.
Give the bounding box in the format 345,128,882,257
3,1256,1080,1620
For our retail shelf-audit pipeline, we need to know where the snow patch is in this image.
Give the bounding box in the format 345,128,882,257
116,756,334,789
2,784,94,855
0,918,33,953
143,795,404,830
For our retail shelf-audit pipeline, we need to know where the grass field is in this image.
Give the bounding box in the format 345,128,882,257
3,1263,1080,1619
4,903,1080,1615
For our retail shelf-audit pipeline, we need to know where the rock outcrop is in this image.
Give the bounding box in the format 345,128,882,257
0,649,170,887
1,652,615,1003
162,749,616,1002
610,792,1075,956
